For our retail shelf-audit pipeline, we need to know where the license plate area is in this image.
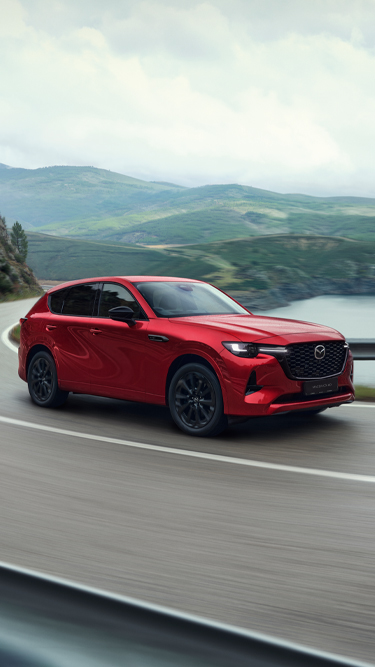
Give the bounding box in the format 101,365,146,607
303,377,338,396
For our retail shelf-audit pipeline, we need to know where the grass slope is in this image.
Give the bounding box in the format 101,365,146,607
26,233,215,281
27,232,375,296
190,235,375,289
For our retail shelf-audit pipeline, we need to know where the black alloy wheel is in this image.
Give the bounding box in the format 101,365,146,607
169,363,227,437
27,351,69,408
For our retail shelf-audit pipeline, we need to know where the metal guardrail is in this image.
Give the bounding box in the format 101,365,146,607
348,340,375,361
0,562,371,667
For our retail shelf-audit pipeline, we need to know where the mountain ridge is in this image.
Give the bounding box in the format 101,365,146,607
1,164,375,245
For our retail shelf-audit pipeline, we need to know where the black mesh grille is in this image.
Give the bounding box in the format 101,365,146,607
285,342,347,379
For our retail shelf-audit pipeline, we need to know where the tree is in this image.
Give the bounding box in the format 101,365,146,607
0,214,8,240
11,221,28,261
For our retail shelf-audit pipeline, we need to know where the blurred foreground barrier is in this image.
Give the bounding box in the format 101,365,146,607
0,562,371,667
348,340,375,361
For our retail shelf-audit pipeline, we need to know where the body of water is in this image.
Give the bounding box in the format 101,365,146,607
252,295,375,387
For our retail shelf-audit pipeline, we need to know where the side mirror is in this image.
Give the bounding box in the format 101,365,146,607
108,306,136,326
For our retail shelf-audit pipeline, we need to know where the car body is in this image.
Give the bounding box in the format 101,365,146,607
19,276,355,436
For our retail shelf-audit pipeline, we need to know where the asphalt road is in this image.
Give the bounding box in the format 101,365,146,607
1,298,375,664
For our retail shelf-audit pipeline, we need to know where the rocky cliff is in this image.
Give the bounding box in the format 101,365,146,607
0,216,43,301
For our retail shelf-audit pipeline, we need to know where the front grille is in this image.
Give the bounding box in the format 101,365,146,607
285,342,347,380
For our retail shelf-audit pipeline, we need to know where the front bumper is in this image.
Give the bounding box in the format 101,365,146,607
220,349,354,417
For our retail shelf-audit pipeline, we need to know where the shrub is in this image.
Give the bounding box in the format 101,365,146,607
0,261,11,274
10,324,20,344
0,273,13,293
9,271,19,283
0,240,14,254
20,269,33,285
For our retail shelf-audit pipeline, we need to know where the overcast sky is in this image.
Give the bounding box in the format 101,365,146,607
1,0,375,195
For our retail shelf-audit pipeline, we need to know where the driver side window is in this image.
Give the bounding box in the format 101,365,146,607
98,283,143,319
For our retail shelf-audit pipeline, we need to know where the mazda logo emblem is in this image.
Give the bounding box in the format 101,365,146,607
314,345,326,360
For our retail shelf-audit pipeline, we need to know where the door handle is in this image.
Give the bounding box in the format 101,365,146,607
46,325,57,331
148,335,169,342
90,328,102,335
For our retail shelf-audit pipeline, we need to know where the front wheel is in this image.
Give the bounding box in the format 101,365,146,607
27,351,69,408
168,363,227,437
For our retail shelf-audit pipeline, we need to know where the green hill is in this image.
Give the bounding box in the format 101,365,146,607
1,164,375,245
26,232,375,310
0,164,186,229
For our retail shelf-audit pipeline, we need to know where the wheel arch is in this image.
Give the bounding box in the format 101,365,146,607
26,344,56,376
165,353,226,407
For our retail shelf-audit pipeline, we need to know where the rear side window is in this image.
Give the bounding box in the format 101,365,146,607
49,288,69,314
62,284,98,317
99,283,144,319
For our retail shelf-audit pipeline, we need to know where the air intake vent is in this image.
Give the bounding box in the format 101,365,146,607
245,371,262,395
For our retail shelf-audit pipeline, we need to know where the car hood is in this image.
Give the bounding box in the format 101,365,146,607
170,314,344,343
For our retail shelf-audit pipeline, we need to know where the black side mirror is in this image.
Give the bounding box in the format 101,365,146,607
108,306,136,326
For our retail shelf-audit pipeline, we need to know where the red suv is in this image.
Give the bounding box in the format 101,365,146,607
18,276,354,436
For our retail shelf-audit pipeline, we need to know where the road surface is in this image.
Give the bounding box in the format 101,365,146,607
1,297,374,664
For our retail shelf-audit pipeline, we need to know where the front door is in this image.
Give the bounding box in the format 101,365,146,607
88,282,150,401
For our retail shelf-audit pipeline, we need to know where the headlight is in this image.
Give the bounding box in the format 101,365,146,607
222,342,259,357
257,345,288,358
222,342,289,359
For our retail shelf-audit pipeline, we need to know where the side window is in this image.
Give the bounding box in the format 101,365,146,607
62,283,98,317
49,287,69,314
99,283,143,319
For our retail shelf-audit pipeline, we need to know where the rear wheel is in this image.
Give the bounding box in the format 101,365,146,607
168,363,227,437
27,351,69,408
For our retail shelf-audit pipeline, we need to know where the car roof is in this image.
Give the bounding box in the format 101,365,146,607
47,276,202,293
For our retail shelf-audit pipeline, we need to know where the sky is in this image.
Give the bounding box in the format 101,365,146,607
1,0,375,196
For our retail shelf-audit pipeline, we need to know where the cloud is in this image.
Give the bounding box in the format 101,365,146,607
0,0,27,37
0,0,374,195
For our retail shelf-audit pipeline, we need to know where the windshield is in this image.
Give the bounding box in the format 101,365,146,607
133,281,249,318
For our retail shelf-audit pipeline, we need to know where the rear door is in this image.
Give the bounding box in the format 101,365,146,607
47,282,100,392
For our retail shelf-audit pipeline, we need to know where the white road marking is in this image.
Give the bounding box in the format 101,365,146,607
1,322,19,353
1,414,375,483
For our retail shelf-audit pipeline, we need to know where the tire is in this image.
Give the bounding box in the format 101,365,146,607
27,351,69,408
168,363,227,437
